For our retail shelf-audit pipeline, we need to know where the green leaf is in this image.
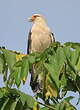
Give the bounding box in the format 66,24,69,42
2,49,16,72
64,42,80,49
3,65,8,84
14,60,22,67
0,87,8,98
0,53,5,73
63,96,74,102
19,92,35,108
63,47,77,74
3,99,15,110
41,107,49,110
70,49,79,66
76,75,80,90
44,47,65,87
76,56,80,72
44,63,59,88
0,90,5,98
12,66,21,87
20,57,29,83
60,73,67,88
27,54,36,64
10,98,19,110
1,98,9,110
14,101,23,110
46,74,59,98
0,88,36,110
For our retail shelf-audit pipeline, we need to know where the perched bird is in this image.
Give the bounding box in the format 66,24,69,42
27,14,55,92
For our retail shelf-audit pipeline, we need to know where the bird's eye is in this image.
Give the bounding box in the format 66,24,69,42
32,16,37,20
32,15,40,21
34,15,40,18
33,16,37,18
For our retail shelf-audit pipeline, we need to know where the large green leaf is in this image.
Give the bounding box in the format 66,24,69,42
46,74,59,98
20,57,29,83
44,47,65,88
63,47,77,75
0,42,80,110
2,49,16,72
12,66,21,87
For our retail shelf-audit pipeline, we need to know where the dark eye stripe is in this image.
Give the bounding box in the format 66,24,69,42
34,15,40,18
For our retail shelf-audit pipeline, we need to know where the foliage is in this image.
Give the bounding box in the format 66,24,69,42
0,42,80,110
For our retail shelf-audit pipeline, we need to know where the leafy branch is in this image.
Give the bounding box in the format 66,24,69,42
0,42,80,109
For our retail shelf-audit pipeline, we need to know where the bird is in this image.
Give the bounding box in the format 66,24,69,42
27,14,55,93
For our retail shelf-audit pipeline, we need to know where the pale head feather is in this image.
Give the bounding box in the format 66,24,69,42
28,14,50,32
28,14,46,24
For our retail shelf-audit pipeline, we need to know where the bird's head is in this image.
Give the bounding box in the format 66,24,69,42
28,14,45,23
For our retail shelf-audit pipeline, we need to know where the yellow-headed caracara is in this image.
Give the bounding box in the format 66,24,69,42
27,14,55,92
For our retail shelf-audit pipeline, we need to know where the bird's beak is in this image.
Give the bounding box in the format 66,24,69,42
28,17,32,22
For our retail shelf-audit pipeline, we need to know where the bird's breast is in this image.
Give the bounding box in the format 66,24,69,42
30,31,52,53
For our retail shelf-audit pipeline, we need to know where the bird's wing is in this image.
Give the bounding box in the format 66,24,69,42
27,30,32,54
50,32,55,43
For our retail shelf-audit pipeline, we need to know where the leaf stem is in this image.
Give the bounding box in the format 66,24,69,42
38,101,56,110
